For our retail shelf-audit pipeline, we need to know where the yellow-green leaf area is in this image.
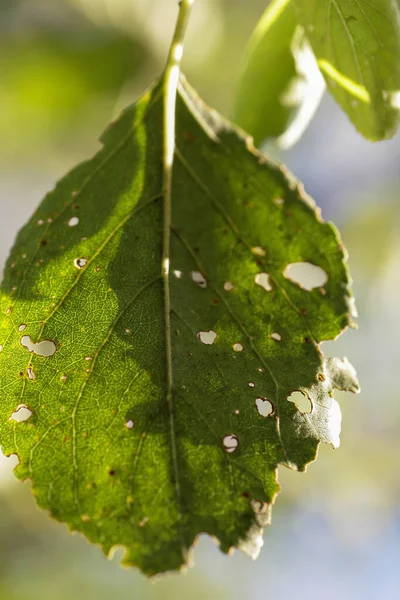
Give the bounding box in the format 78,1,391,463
0,76,358,576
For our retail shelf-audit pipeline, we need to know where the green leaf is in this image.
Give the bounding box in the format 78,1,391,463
0,76,358,576
234,0,325,148
293,0,400,140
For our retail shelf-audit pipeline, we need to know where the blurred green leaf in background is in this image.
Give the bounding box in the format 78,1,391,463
234,0,325,148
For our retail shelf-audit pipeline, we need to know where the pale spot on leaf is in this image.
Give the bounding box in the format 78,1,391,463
26,367,36,381
251,246,266,257
224,281,234,291
271,332,281,341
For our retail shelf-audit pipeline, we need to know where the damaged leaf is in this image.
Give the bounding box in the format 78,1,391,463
0,75,358,576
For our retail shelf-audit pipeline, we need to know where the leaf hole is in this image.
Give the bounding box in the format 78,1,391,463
255,273,272,292
10,405,32,423
223,434,238,453
74,257,88,269
21,335,56,357
288,390,312,414
283,262,328,291
18,324,27,332
271,332,281,341
197,330,217,345
191,271,207,288
224,281,234,291
233,343,243,352
255,397,274,417
68,217,79,227
26,367,36,381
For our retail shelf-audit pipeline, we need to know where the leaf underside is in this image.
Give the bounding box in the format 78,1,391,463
0,75,358,576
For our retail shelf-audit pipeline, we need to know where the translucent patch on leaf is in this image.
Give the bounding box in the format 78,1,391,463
326,357,360,393
68,217,79,227
223,434,238,453
386,90,400,109
191,271,207,288
255,397,273,417
238,524,264,560
255,273,272,292
271,332,281,341
74,257,88,269
251,246,266,257
21,335,56,357
283,262,328,291
197,330,217,345
224,281,234,291
251,499,268,515
347,296,358,319
238,501,271,559
10,405,32,422
233,343,243,352
288,390,312,414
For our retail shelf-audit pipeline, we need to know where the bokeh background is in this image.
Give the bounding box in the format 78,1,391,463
1,1,400,598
